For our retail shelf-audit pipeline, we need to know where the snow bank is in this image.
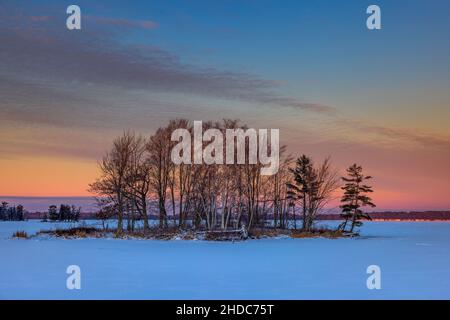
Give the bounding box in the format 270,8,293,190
1,221,450,299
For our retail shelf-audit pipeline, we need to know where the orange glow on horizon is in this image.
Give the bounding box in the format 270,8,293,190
0,156,98,197
1,155,449,211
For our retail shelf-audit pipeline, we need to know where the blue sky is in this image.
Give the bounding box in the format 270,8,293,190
37,0,450,126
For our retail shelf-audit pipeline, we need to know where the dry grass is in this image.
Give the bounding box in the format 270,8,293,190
249,228,291,239
36,225,189,240
38,227,102,238
32,225,351,241
204,230,247,241
118,226,185,240
290,228,345,239
249,227,346,239
12,230,29,239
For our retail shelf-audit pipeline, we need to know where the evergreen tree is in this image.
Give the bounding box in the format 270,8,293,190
0,202,8,220
287,155,319,231
16,205,25,221
59,204,71,221
70,205,81,222
339,164,376,233
48,205,59,221
7,205,15,221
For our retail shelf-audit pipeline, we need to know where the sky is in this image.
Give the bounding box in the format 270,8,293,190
1,0,450,211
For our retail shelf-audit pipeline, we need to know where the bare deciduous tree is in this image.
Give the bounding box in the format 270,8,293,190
88,120,349,237
89,132,137,235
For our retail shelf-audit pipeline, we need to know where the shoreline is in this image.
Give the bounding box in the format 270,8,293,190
6,218,450,223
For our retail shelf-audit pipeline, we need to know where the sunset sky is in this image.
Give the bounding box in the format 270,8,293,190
1,0,450,211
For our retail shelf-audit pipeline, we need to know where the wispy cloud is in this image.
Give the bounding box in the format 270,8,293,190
337,119,450,151
0,4,335,119
30,15,51,22
364,124,450,151
85,16,158,30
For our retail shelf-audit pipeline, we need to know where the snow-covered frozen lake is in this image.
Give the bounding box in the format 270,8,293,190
1,220,450,299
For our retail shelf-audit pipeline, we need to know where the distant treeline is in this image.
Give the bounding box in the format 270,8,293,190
43,204,81,222
0,202,83,222
338,211,450,221
0,202,25,221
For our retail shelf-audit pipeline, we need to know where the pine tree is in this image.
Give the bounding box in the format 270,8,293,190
339,164,376,233
287,155,319,231
7,205,16,221
0,202,8,220
70,205,81,222
59,204,71,221
48,205,59,221
16,205,25,221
